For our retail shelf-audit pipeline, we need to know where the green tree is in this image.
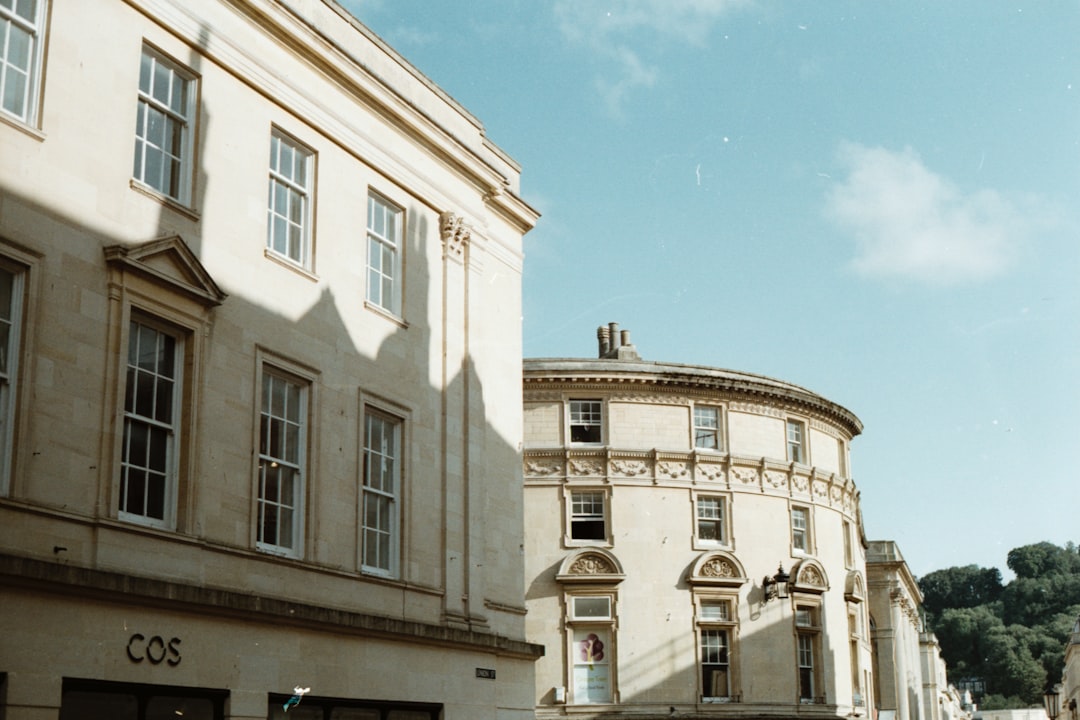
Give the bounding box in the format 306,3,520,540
919,565,1003,621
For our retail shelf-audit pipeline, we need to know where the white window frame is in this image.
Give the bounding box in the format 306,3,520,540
693,492,730,548
0,258,25,494
566,591,617,705
566,487,609,546
849,605,864,707
568,399,603,445
693,405,723,451
118,316,182,529
795,602,824,704
133,45,196,205
786,418,806,464
697,595,738,702
365,191,403,316
267,128,314,268
361,405,402,577
791,505,812,555
0,0,47,126
838,437,848,477
256,365,308,557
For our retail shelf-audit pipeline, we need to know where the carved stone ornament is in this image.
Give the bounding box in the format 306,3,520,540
439,211,471,257
733,467,757,485
525,460,563,476
697,463,724,481
792,475,809,492
799,565,825,587
611,460,649,477
658,461,689,479
765,470,787,489
701,558,737,578
812,480,828,497
569,459,605,476
569,554,615,575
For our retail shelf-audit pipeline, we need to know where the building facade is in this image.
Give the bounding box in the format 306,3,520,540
522,324,872,720
1061,615,1080,720
865,541,971,720
0,1,540,719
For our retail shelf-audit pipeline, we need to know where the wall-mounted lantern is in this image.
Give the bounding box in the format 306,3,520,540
763,564,790,602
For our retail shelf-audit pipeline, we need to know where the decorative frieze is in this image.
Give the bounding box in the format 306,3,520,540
525,459,563,477
657,461,689,480
764,470,788,490
732,467,758,485
520,449,860,518
610,459,649,478
696,463,725,482
569,458,605,477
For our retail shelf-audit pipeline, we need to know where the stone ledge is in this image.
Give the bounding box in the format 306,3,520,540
0,552,544,660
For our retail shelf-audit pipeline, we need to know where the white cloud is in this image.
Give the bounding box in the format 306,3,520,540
825,143,1023,285
554,0,748,114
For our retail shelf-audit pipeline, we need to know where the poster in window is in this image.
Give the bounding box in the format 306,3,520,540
573,630,611,703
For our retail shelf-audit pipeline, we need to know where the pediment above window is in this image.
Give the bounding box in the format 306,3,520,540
688,550,747,587
790,558,829,594
556,549,625,584
845,570,866,603
104,236,226,307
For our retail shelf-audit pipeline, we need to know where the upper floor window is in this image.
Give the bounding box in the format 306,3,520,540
257,368,307,555
694,405,722,450
0,0,46,125
0,261,23,494
569,399,602,444
133,46,196,204
698,598,737,701
695,495,727,546
843,519,854,568
786,419,806,463
838,437,848,477
267,130,314,268
791,506,811,554
569,489,607,543
120,318,181,528
366,192,402,315
362,408,401,576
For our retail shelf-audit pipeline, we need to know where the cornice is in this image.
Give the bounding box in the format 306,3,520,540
524,359,862,438
125,0,538,233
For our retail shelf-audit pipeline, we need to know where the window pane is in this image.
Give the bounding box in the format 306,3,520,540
573,596,611,619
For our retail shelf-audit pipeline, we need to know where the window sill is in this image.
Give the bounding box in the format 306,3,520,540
364,300,408,328
0,112,46,141
264,248,318,281
130,180,201,222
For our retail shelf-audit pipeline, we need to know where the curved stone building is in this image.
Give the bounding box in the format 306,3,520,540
523,324,873,720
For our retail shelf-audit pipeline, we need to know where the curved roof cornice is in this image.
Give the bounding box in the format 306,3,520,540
524,358,863,437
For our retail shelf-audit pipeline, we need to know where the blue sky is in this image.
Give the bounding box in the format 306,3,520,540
348,0,1080,580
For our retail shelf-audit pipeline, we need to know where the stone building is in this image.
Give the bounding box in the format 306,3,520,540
1061,615,1080,720
0,1,540,719
522,324,873,719
867,541,930,720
